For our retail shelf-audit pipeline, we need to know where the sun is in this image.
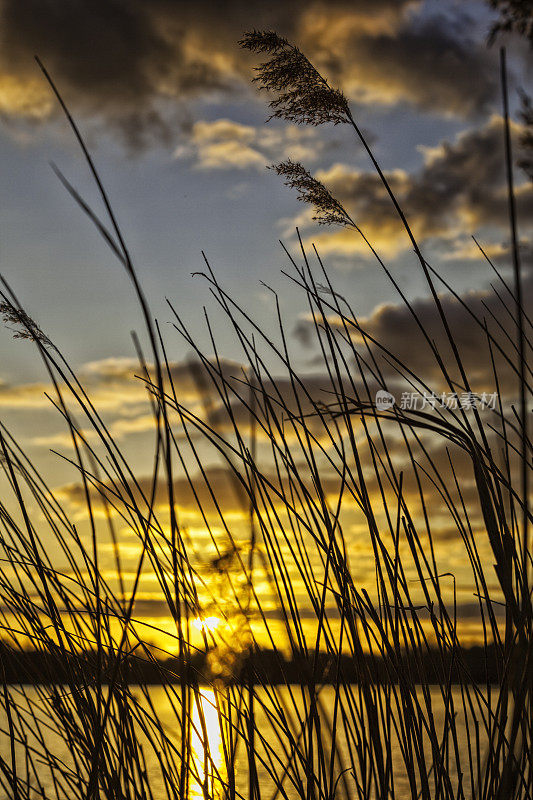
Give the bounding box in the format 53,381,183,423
192,615,221,633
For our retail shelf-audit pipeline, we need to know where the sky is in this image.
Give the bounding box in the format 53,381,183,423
0,0,531,653
0,1,529,409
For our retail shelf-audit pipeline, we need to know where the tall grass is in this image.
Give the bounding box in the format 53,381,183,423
0,33,530,800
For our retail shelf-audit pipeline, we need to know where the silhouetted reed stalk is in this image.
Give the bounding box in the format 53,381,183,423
0,30,530,800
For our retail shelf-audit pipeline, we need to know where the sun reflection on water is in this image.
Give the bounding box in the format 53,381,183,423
189,688,226,799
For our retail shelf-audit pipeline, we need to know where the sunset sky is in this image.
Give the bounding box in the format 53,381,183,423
0,0,531,651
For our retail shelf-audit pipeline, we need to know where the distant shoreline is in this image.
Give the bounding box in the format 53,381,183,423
1,643,501,686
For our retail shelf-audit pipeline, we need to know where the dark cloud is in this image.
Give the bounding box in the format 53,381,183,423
311,11,500,118
0,0,503,147
57,456,353,526
59,464,250,517
358,268,533,392
302,116,533,257
294,266,533,399
1,0,177,146
407,117,533,233
109,596,506,625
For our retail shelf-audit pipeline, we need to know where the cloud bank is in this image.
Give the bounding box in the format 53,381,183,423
0,0,503,146
292,117,533,257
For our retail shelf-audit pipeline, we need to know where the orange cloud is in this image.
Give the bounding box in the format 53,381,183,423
0,1,504,147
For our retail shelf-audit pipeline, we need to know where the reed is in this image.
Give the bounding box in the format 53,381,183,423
0,31,530,800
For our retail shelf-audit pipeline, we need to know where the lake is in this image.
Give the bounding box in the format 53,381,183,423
1,684,493,799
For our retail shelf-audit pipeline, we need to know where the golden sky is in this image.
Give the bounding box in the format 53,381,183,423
0,0,530,656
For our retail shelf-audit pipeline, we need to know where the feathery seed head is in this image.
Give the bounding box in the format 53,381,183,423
240,30,350,126
0,301,52,346
270,160,352,226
